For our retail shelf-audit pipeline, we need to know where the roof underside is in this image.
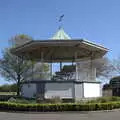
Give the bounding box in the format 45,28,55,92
11,39,108,62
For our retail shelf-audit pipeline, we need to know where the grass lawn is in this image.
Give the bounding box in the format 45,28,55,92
0,92,17,95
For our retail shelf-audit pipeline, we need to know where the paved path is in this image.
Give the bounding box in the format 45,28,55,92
0,110,120,120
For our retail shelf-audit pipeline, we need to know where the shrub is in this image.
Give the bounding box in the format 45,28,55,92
0,95,16,101
47,96,62,103
9,98,36,104
0,102,120,112
87,97,120,103
0,84,17,92
36,96,62,104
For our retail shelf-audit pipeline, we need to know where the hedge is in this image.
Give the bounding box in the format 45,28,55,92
0,102,120,112
0,95,16,101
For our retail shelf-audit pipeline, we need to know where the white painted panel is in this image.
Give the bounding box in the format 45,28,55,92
83,83,101,98
75,84,83,100
21,84,36,98
45,83,73,99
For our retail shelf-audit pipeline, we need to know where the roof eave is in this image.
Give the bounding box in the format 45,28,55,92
11,39,109,55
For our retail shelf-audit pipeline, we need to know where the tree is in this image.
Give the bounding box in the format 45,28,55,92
108,56,120,91
92,57,113,78
0,34,49,96
0,49,34,96
111,56,120,75
9,34,32,47
0,84,17,92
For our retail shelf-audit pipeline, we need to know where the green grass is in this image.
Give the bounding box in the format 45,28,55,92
0,92,17,95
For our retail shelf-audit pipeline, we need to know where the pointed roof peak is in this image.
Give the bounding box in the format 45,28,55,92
51,28,71,40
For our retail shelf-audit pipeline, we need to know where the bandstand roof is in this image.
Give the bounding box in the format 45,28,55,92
51,28,71,40
11,28,108,62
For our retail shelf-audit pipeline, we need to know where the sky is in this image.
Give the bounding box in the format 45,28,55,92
0,0,120,84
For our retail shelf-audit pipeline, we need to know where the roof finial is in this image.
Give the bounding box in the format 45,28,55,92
58,14,64,29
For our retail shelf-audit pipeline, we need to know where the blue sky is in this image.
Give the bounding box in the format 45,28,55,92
0,0,120,84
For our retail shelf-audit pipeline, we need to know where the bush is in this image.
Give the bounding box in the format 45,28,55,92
87,97,120,103
0,84,17,92
46,96,62,103
0,102,120,112
8,97,36,104
36,96,62,104
0,95,16,101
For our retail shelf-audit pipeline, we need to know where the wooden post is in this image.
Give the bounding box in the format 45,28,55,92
75,52,78,81
31,59,34,81
72,58,74,66
60,62,62,71
90,52,95,81
41,51,44,79
72,61,74,66
29,52,34,81
50,62,52,80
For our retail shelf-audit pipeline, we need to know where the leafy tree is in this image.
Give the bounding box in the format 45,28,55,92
10,84,17,92
0,84,17,92
0,34,49,96
9,34,32,47
0,49,34,96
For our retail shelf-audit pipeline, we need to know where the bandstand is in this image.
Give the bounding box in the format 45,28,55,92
11,28,108,100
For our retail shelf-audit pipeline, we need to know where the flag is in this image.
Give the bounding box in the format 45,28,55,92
59,14,64,22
